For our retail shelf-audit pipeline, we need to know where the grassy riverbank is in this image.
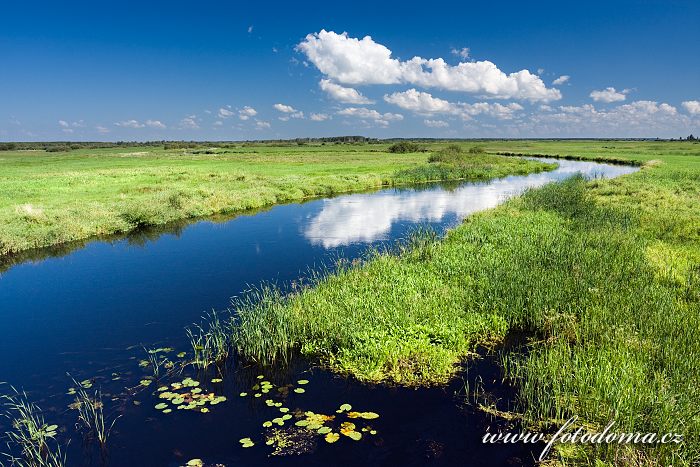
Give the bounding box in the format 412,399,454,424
232,141,700,465
0,144,550,255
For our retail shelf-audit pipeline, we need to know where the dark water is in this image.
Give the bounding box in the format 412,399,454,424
0,159,637,466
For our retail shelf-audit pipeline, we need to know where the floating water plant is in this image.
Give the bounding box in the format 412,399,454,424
155,378,226,414
239,437,255,448
337,403,352,413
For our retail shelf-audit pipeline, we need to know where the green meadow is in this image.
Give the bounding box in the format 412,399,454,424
0,143,549,255
230,140,700,465
1,139,698,465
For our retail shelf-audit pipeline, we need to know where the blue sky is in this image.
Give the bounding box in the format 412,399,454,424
2,0,699,141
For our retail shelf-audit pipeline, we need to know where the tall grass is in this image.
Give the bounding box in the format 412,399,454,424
0,389,66,467
231,173,699,464
0,143,551,257
69,378,119,450
186,311,231,369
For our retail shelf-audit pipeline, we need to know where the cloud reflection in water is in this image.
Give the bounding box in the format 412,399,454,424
304,159,637,248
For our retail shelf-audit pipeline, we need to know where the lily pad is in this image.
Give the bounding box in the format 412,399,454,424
163,409,172,414
325,432,340,443
293,388,305,394
317,426,332,435
297,379,309,385
239,392,248,397
279,407,289,413
211,378,223,383
186,459,203,467
338,403,352,413
263,421,273,428
154,403,168,410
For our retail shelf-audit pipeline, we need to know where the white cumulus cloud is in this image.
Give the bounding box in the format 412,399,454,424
255,120,271,129
115,120,145,128
239,106,258,120
553,75,570,85
384,89,453,114
681,100,700,115
218,107,234,118
590,87,630,103
451,47,470,59
273,103,304,120
384,89,523,120
337,107,403,127
145,120,166,129
424,119,449,128
297,30,561,102
319,79,374,104
179,115,200,130
310,113,330,121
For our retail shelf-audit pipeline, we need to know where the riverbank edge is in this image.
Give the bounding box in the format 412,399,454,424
0,155,554,259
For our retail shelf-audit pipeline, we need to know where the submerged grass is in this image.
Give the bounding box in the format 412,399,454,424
232,142,700,465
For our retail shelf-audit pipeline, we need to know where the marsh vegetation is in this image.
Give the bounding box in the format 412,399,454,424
0,140,698,465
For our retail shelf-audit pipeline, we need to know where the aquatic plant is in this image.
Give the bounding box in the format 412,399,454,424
0,388,66,467
231,160,700,464
69,379,119,450
186,311,231,370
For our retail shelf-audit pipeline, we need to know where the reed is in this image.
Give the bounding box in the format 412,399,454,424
186,311,231,369
69,379,119,450
0,388,65,467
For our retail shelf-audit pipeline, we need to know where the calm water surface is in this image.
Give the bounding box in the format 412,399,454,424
0,159,637,466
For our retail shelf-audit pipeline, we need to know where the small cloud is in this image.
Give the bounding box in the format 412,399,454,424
310,113,330,121
145,120,166,129
179,115,200,130
255,120,271,129
218,107,234,118
273,103,304,119
272,47,278,53
273,103,296,113
247,25,253,33
450,47,470,60
115,119,145,128
424,119,449,128
319,79,374,104
337,107,403,127
213,120,223,126
590,87,630,103
681,100,700,115
96,126,110,134
552,75,570,85
239,106,258,120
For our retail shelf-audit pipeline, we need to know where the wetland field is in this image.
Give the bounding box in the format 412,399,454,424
0,140,698,466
